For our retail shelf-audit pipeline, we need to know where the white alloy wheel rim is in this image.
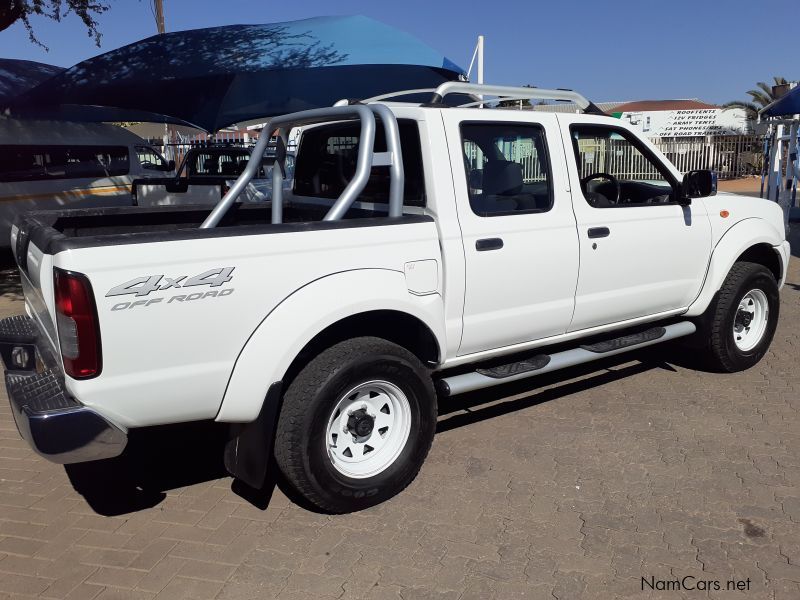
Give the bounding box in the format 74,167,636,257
733,289,769,352
325,380,412,479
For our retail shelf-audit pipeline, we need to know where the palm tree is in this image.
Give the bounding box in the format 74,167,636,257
722,77,788,120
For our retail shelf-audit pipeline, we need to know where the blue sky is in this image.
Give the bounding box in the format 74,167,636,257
0,0,795,104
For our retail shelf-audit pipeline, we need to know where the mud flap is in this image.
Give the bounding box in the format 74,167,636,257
223,381,282,489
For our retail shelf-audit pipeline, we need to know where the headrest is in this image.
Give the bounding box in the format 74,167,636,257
482,160,523,196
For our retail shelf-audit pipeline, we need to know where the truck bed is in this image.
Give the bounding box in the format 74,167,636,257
17,202,416,253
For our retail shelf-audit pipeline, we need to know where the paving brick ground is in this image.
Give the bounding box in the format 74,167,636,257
0,227,799,599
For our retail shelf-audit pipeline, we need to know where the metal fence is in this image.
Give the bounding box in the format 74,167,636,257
652,135,763,179
148,131,263,169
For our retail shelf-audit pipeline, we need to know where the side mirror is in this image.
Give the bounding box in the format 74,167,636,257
682,169,717,199
166,160,176,172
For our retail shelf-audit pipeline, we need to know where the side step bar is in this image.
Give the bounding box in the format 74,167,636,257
438,321,696,397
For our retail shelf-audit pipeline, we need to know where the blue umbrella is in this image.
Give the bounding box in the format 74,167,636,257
14,16,464,132
761,85,800,118
0,59,198,124
0,59,63,103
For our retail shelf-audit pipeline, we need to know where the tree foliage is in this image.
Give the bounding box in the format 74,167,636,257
0,0,109,48
722,76,788,120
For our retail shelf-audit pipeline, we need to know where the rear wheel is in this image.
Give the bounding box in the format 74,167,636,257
274,337,436,513
702,261,780,372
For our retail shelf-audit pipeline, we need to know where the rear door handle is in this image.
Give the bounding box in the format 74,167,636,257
587,227,610,239
476,238,504,251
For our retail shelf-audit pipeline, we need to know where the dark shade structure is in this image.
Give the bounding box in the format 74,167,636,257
0,59,63,103
761,85,800,118
14,16,464,132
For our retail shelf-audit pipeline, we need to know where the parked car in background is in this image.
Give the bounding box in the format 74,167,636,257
132,146,292,206
0,118,173,247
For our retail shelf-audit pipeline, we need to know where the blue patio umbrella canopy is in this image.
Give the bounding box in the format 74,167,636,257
761,85,800,117
15,16,464,132
0,59,63,102
0,58,195,124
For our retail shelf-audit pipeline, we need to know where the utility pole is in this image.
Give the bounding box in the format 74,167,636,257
152,0,174,163
467,35,485,107
154,0,166,34
477,35,484,107
476,35,484,86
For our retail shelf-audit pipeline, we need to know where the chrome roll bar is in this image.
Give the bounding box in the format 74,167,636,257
369,103,404,218
429,82,595,110
201,103,405,229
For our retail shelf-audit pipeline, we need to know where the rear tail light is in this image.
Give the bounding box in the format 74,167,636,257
221,183,230,196
54,269,102,379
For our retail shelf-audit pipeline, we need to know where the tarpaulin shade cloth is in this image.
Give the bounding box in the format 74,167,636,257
0,59,62,102
13,15,465,132
761,85,800,118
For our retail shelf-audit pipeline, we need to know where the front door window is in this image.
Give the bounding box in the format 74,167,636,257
571,126,676,207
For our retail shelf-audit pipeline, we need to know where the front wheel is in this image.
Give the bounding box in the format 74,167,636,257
274,337,437,513
703,261,780,372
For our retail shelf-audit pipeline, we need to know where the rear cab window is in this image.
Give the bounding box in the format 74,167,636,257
293,119,426,208
186,149,256,178
135,146,170,172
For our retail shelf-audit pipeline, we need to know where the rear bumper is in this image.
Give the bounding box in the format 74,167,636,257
0,315,126,464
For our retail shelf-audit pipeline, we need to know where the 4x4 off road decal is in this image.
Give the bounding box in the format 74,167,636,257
106,268,235,311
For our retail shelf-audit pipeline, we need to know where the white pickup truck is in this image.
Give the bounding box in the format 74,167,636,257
1,84,790,513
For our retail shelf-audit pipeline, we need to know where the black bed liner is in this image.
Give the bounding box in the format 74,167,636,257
16,203,433,255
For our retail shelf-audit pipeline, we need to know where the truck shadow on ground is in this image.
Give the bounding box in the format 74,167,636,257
65,421,232,515
64,346,681,516
436,348,676,433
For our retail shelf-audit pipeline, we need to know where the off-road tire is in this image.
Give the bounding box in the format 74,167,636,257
274,336,437,513
702,261,779,372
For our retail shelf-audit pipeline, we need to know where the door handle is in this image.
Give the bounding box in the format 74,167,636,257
476,238,504,251
587,227,610,239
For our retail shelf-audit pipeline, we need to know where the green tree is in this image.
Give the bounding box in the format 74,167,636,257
0,0,109,48
722,76,789,120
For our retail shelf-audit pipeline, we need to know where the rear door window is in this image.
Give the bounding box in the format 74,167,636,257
460,122,553,216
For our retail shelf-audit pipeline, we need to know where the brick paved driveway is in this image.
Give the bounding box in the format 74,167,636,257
1,229,799,600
